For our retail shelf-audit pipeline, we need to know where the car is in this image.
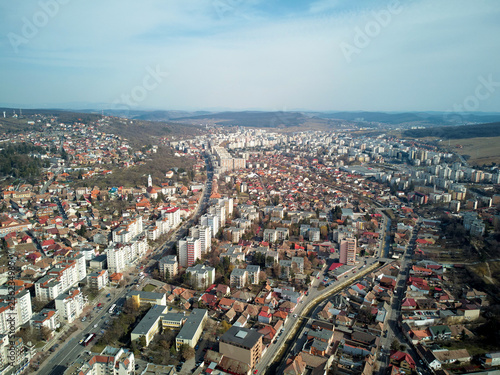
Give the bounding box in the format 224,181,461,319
293,314,298,318
253,370,258,374
81,317,87,322
195,345,199,350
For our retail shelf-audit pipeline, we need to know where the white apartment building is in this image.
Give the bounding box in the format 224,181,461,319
189,225,212,253
55,288,87,323
200,213,220,238
87,270,109,290
185,264,215,289
35,276,62,301
155,216,170,235
112,216,144,243
159,255,178,279
0,286,33,330
106,243,128,273
77,346,135,375
30,308,60,331
162,207,181,228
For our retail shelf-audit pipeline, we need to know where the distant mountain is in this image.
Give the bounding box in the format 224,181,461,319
313,111,500,125
403,122,500,139
172,111,319,128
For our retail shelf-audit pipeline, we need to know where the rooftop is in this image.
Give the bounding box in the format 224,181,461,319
220,326,263,350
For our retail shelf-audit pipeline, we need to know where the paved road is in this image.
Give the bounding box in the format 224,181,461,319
376,220,431,375
37,157,214,374
256,261,382,375
37,288,128,375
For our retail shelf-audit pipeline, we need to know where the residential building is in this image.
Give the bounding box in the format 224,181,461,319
159,255,178,279
246,265,261,285
189,225,212,253
230,268,248,289
340,238,357,266
200,213,220,238
178,237,201,268
185,264,215,289
55,288,87,323
77,346,135,375
220,326,263,369
87,269,109,290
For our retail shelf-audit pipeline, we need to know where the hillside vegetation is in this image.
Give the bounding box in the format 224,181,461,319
403,122,500,139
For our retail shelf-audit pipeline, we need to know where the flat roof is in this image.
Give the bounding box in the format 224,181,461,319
176,309,207,341
220,326,262,350
131,305,167,335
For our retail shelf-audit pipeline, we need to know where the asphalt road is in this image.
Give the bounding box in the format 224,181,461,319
255,260,382,375
37,159,214,374
37,289,128,375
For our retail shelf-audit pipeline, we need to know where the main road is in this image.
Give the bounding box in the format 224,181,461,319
255,260,383,375
37,154,214,375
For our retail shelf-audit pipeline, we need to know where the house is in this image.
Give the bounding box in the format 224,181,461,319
433,349,471,364
390,351,416,374
482,352,500,367
429,325,452,341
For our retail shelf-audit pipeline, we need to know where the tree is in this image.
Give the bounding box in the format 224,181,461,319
179,344,195,361
138,336,147,348
123,297,140,315
40,326,52,341
390,339,400,351
219,320,232,334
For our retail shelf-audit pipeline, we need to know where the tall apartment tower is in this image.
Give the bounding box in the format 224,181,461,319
178,237,201,268
201,213,220,238
340,238,357,266
189,225,212,254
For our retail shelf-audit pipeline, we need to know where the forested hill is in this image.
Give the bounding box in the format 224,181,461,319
403,122,500,139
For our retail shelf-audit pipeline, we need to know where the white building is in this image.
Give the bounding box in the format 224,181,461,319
30,308,60,332
162,207,181,228
55,288,87,323
185,264,215,289
201,213,220,237
189,225,212,253
87,270,109,290
0,286,32,330
77,346,135,375
159,255,178,279
112,216,143,243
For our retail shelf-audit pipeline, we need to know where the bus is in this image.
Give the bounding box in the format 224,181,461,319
83,333,95,346
109,304,116,314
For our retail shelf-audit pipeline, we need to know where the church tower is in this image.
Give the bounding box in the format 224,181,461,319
148,174,152,188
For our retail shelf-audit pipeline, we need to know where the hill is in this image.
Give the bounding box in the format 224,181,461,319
173,111,316,128
403,122,500,139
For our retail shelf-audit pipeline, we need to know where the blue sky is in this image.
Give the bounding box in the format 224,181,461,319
1,0,499,112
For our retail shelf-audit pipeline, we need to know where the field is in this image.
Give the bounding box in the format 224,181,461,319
142,284,157,292
453,136,500,166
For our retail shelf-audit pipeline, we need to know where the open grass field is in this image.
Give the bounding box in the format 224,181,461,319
143,284,157,292
453,136,500,166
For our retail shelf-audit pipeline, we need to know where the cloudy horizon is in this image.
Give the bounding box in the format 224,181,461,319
1,0,499,113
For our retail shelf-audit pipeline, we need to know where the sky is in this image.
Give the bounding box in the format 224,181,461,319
0,0,499,113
